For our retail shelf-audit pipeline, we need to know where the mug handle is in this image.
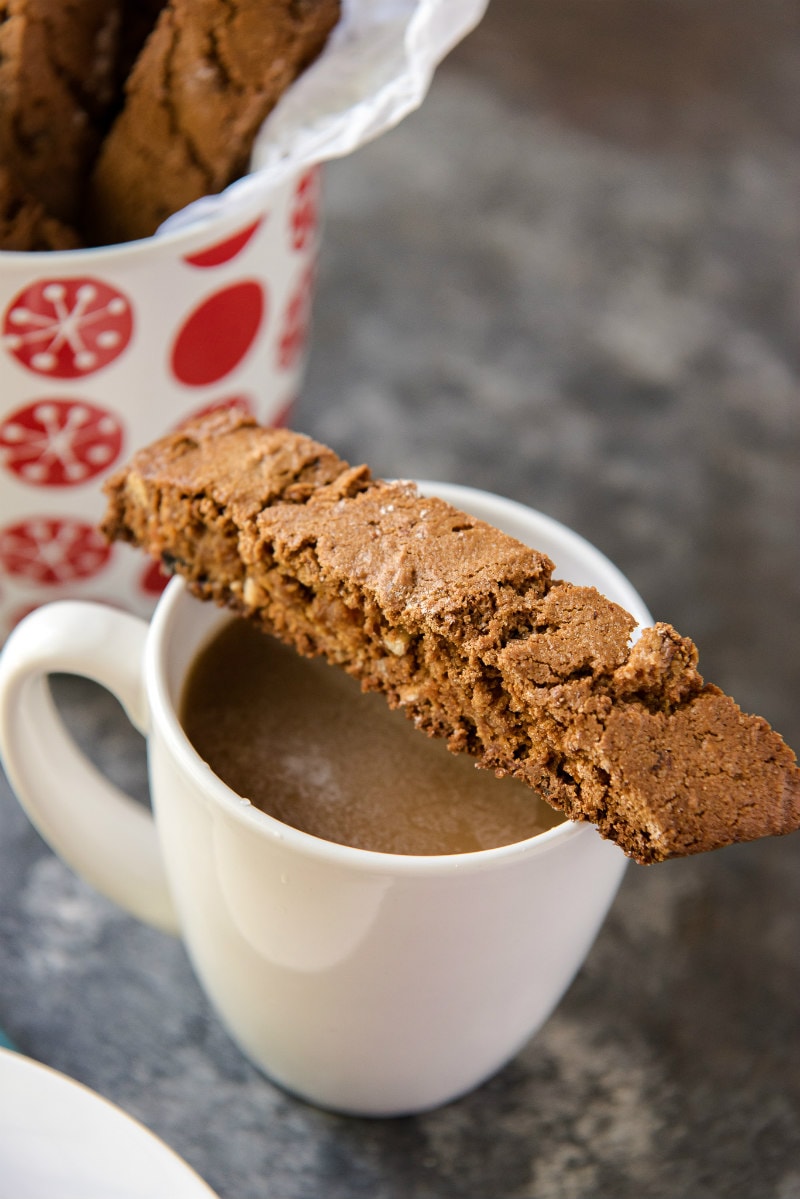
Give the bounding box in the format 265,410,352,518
0,602,179,934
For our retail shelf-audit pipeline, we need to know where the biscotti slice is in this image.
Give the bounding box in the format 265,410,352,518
114,0,168,100
101,411,800,864
0,0,122,225
86,0,340,244
0,167,81,250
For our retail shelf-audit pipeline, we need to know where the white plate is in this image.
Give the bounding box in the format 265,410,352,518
0,1047,219,1199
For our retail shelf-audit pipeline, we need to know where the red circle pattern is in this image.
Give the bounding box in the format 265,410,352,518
170,281,266,387
174,395,255,430
183,219,263,268
290,168,320,252
277,268,314,372
140,559,170,597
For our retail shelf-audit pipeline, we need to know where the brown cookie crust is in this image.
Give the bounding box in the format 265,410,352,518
101,411,800,863
0,0,121,225
0,167,81,249
86,0,340,244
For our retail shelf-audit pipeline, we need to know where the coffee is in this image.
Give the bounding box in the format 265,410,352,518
180,618,564,855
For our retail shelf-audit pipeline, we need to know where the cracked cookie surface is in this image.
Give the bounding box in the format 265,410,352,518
86,0,340,243
0,0,122,227
101,410,800,862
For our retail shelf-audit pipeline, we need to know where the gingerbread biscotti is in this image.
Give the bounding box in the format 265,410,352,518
0,167,81,250
0,0,122,230
101,411,800,864
0,0,339,248
86,0,340,244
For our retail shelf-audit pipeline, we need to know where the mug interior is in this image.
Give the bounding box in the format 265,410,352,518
146,483,653,873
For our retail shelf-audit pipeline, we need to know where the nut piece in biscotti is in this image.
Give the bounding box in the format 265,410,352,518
86,0,340,244
0,0,122,225
0,167,82,250
101,412,800,864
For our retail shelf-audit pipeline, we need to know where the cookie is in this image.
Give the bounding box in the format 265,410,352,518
86,0,340,243
101,411,800,863
0,166,81,249
0,0,122,225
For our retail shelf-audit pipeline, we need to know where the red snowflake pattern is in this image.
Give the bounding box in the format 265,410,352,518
277,267,314,372
0,398,124,486
290,168,321,252
3,277,133,378
0,517,111,586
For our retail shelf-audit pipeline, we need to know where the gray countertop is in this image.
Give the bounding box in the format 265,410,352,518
1,2,799,1195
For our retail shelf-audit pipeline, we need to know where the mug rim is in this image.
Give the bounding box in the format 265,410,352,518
146,483,652,877
0,174,285,267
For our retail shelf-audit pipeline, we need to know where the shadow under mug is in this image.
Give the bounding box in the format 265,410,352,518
0,482,652,1116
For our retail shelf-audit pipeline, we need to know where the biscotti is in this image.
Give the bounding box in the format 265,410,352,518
0,0,338,248
101,411,800,864
0,0,122,227
114,0,167,98
0,167,81,250
86,0,340,244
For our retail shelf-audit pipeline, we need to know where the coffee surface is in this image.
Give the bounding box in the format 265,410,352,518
181,619,563,855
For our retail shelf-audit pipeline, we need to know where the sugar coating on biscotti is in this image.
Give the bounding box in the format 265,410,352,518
101,411,800,863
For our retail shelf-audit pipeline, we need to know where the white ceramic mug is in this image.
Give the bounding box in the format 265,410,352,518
0,484,652,1116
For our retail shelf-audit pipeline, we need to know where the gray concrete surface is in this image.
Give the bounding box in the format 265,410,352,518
1,2,798,1195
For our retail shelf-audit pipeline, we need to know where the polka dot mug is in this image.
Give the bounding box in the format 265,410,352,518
0,167,321,639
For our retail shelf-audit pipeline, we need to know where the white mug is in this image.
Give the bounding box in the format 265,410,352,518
0,483,652,1116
